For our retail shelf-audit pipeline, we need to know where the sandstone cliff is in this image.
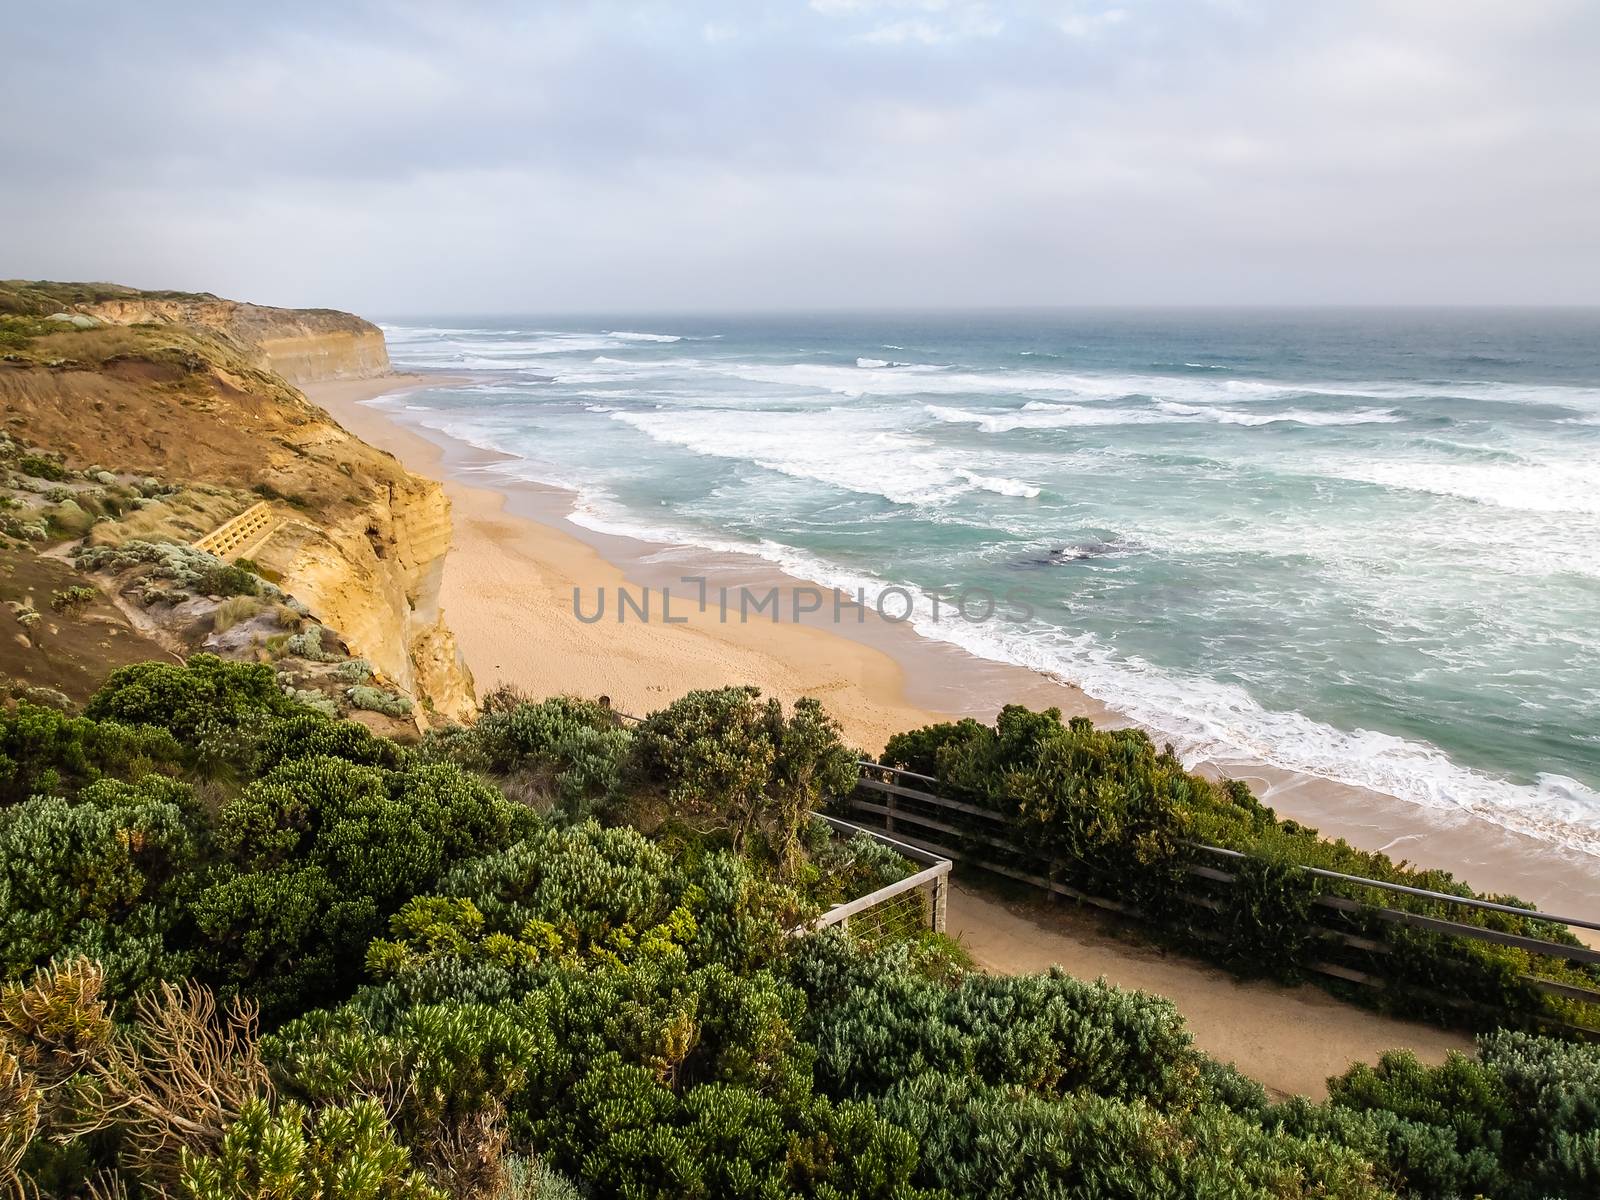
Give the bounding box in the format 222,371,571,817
0,281,472,722
2,280,390,384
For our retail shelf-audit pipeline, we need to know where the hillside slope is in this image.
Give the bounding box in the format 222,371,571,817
0,281,472,721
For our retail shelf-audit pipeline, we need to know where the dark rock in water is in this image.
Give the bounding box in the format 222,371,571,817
1010,537,1128,569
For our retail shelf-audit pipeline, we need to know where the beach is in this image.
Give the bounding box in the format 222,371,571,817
307,372,1600,922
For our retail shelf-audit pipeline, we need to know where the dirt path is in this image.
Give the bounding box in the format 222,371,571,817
946,883,1474,1099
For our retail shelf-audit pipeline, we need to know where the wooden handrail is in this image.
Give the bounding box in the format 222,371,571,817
857,760,1600,935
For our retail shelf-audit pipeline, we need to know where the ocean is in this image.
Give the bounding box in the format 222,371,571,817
375,310,1600,854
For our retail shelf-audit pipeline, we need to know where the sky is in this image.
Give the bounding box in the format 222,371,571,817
4,0,1599,313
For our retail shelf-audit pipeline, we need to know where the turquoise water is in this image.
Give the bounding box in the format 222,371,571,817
377,311,1600,851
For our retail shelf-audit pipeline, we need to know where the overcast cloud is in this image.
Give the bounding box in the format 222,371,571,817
3,1,1598,313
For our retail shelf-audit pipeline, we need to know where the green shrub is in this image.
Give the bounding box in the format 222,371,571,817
496,1157,582,1200
459,695,632,820
634,687,857,873
791,932,1205,1110
0,776,198,993
288,688,339,718
334,657,373,683
191,756,523,1017
284,624,341,662
0,701,182,807
5,664,1594,1200
48,585,97,614
267,1002,537,1195
879,706,1600,1030
76,539,260,597
1291,1033,1600,1200
178,1098,442,1200
87,655,296,745
256,713,405,773
17,455,66,482
348,685,415,718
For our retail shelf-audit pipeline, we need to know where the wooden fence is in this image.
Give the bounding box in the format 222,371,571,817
846,761,1600,1035
789,815,951,937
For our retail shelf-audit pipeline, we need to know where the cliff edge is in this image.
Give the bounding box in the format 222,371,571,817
0,280,472,723
1,280,390,384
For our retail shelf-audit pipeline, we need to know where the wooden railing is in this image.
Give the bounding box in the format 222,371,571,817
790,815,951,937
845,761,1600,1035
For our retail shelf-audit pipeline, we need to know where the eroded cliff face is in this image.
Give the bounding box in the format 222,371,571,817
259,420,476,720
0,283,472,723
78,293,391,385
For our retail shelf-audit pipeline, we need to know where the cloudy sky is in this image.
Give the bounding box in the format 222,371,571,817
4,1,1598,313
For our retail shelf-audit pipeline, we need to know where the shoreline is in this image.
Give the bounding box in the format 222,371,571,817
306,371,1600,920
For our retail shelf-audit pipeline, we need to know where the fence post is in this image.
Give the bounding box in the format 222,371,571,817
931,871,948,933
885,788,897,833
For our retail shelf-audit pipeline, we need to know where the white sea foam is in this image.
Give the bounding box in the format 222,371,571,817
956,470,1041,499
1152,400,1403,426
610,408,961,505
926,403,1159,431
381,323,1600,417
928,400,1403,432
378,321,1600,858
1333,459,1600,516
610,406,1050,507
556,487,1600,855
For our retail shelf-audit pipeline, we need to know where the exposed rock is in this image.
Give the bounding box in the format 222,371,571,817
0,281,473,722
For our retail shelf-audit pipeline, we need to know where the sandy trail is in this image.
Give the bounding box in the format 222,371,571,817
947,882,1474,1099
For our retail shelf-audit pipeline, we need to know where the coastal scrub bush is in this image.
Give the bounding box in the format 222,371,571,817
0,776,198,993
349,685,415,718
879,705,1600,1031
49,585,97,613
87,654,297,745
179,1098,442,1200
0,701,182,806
6,661,1596,1200
288,688,339,718
17,455,67,482
256,712,406,772
633,687,857,872
191,755,523,1017
334,656,373,683
266,1001,540,1195
0,958,274,1195
790,932,1205,1109
76,539,261,597
285,623,342,661
1274,1032,1600,1200
463,694,632,820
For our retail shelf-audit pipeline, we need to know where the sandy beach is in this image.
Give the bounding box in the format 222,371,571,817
309,374,947,754
306,373,1600,923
